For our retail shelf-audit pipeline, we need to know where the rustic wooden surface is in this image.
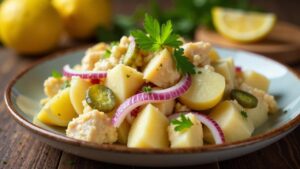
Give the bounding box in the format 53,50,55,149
1,1,300,169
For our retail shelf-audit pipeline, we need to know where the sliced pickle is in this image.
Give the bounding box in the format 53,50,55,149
86,85,116,112
230,89,258,108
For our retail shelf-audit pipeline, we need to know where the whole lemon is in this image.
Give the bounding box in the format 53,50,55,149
52,0,112,39
0,0,63,54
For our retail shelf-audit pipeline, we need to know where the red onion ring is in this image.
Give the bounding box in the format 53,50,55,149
63,65,107,79
112,75,192,127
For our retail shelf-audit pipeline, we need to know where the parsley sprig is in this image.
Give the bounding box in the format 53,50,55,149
52,70,62,79
131,14,195,74
171,113,193,132
142,85,152,93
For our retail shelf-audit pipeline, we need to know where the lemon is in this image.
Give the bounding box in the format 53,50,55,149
0,0,63,54
212,7,276,42
52,0,112,39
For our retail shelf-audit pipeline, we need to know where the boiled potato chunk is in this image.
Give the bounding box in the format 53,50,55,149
143,49,180,88
153,99,175,116
245,97,268,128
243,70,270,91
37,88,77,127
117,120,131,144
105,64,144,103
204,101,254,143
127,104,169,148
214,58,236,94
70,77,92,114
168,113,203,148
179,68,225,110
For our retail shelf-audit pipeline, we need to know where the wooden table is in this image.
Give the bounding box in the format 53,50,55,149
1,1,300,168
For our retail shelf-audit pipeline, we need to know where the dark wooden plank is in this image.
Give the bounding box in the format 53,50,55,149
220,127,300,169
0,49,62,169
57,152,220,169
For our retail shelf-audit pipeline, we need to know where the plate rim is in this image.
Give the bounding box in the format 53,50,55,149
4,46,300,154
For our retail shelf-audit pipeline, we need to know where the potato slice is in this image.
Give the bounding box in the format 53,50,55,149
37,88,77,127
70,77,92,114
179,68,225,110
143,49,180,88
243,70,270,91
105,64,144,103
204,101,254,143
127,104,169,148
168,113,203,148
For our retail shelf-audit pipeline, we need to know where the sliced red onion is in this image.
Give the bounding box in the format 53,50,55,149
112,75,192,127
169,112,225,144
63,65,107,79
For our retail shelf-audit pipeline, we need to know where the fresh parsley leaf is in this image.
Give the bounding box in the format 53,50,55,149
104,49,111,58
131,14,182,52
131,14,195,74
142,85,152,93
173,48,196,74
171,114,193,132
52,70,62,79
240,110,248,118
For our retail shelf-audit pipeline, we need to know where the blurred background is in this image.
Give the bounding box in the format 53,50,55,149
0,0,299,63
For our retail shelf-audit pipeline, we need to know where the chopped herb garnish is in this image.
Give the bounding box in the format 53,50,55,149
131,14,195,74
142,85,152,93
171,114,193,132
103,49,111,58
197,70,202,74
173,48,196,74
240,110,248,118
52,70,62,79
61,81,70,89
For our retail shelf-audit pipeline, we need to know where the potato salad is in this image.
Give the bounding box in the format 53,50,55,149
38,15,278,148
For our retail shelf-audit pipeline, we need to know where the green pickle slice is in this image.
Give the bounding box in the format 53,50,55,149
230,89,258,108
86,84,116,112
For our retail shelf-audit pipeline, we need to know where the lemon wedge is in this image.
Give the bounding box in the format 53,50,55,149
212,7,276,42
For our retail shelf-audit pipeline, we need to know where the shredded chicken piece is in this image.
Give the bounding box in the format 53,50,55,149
66,110,118,144
43,77,65,98
182,41,212,67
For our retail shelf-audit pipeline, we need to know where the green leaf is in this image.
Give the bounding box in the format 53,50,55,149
144,14,160,41
240,110,248,118
52,70,62,79
131,14,195,74
160,20,172,43
142,85,152,93
171,114,193,132
103,49,111,58
173,48,196,74
131,30,157,51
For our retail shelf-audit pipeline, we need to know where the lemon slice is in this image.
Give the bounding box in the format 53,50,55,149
212,7,276,42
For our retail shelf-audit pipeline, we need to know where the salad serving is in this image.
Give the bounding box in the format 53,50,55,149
37,15,278,148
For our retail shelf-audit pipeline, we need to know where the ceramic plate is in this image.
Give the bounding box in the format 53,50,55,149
5,47,300,167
